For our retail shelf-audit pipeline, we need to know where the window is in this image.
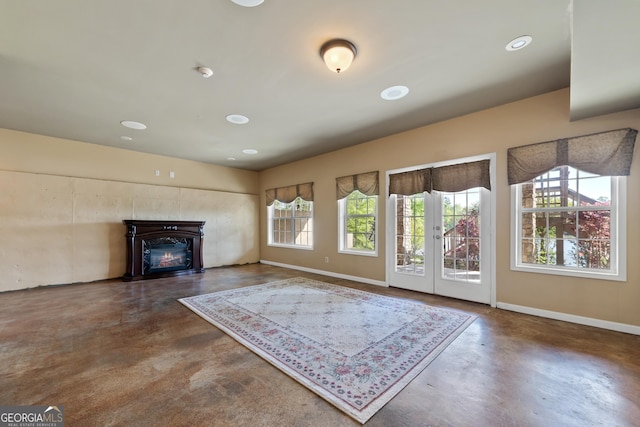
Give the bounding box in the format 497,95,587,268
268,197,313,248
339,190,377,255
394,193,424,273
508,128,636,281
442,188,481,282
512,166,626,280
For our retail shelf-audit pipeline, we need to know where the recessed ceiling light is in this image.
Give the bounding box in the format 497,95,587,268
227,157,236,161
506,35,533,51
226,114,250,124
120,120,147,130
231,0,264,7
380,85,409,101
120,136,133,141
242,149,258,155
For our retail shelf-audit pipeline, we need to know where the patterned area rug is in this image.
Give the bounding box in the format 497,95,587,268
179,277,475,424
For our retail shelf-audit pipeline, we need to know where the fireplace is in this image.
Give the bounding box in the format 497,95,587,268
122,220,205,281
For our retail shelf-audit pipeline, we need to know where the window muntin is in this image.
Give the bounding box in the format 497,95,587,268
512,166,624,280
268,197,313,248
339,191,377,255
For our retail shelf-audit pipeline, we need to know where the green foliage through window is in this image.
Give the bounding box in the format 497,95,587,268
341,191,377,253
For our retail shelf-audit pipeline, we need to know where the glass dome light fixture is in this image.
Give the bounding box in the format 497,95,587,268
320,39,357,74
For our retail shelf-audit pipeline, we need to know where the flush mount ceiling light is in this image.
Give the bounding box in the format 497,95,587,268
226,114,249,124
231,0,264,6
120,120,147,130
320,39,357,74
242,149,258,155
381,85,409,101
506,35,533,51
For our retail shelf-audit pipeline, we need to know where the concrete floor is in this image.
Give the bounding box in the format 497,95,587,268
1,263,639,426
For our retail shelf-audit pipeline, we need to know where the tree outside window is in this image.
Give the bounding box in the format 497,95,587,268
519,166,613,271
441,189,481,280
395,194,424,267
339,191,377,254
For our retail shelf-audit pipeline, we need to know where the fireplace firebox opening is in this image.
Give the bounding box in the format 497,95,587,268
144,237,193,275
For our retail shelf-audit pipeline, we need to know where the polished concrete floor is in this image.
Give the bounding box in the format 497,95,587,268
1,263,639,427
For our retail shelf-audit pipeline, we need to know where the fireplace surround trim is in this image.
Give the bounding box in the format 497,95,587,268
122,220,206,281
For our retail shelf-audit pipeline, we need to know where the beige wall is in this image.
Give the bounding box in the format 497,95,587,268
0,128,259,194
259,88,640,327
0,129,260,291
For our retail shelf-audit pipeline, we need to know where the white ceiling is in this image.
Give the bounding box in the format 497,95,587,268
0,0,638,171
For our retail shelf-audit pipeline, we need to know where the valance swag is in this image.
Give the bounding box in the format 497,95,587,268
388,168,432,195
389,159,491,196
432,159,491,192
507,128,637,185
336,171,379,199
265,182,314,206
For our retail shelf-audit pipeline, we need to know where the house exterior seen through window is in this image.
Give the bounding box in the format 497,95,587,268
441,188,482,283
268,197,313,248
339,190,377,255
511,166,626,281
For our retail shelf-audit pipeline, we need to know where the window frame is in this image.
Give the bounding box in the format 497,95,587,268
510,170,626,281
267,197,314,250
338,191,378,257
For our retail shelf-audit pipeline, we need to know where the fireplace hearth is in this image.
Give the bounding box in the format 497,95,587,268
123,220,205,281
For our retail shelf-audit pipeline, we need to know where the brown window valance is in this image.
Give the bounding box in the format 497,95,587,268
265,182,314,206
388,168,432,195
432,159,491,192
507,128,637,185
389,159,491,196
336,171,379,199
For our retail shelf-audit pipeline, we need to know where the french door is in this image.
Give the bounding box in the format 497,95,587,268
386,161,494,305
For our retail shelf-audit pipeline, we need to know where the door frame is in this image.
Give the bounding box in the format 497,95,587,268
385,153,497,307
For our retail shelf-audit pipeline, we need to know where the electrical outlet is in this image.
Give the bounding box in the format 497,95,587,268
324,256,329,263
155,170,160,177
169,171,175,178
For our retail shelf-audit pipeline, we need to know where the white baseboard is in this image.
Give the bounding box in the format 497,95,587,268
497,302,640,336
259,260,388,288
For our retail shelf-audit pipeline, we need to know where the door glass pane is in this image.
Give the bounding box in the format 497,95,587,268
440,189,481,283
395,194,425,275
